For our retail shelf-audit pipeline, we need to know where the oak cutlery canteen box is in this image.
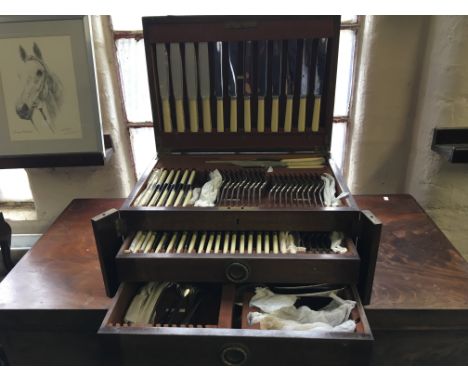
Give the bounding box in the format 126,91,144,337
92,15,382,365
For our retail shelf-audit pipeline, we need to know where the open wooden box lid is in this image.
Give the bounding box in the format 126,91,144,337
142,15,340,155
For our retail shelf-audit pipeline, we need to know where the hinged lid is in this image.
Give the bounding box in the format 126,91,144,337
142,15,340,155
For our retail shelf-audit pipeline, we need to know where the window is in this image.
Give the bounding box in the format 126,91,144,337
111,15,359,176
0,169,33,203
0,168,36,221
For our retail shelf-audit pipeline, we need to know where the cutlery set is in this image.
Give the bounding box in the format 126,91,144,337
155,38,328,134
125,230,346,255
133,165,337,208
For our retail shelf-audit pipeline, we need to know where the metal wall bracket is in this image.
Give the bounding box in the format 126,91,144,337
432,128,468,163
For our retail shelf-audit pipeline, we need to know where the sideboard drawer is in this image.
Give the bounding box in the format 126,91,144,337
99,282,373,365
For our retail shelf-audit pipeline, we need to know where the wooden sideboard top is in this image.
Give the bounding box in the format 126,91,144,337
0,195,467,317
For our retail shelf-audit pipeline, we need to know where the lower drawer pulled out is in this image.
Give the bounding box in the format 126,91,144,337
99,282,373,365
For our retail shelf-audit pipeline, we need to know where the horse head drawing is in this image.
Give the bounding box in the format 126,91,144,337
15,42,63,131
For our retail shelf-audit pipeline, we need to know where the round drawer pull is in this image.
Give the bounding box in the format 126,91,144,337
220,345,248,366
225,262,250,283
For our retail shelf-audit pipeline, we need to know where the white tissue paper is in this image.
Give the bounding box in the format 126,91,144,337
330,231,347,254
247,287,356,333
321,173,350,207
194,169,223,207
279,232,306,254
188,188,201,206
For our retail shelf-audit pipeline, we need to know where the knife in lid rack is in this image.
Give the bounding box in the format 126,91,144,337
198,42,213,132
284,39,297,133
155,44,172,133
271,40,282,133
185,43,199,133
214,41,224,132
257,41,268,133
298,39,313,132
170,43,185,132
228,41,239,132
312,38,328,132
243,40,254,133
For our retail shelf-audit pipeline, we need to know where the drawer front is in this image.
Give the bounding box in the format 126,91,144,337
116,255,360,285
100,329,371,365
99,283,373,365
115,231,361,285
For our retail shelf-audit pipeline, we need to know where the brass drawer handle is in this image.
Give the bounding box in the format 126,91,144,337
225,262,250,283
220,345,248,366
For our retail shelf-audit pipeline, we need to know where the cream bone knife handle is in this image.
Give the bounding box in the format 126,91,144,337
181,170,197,207
298,97,307,132
216,98,224,132
202,98,212,132
271,97,279,132
284,96,293,132
166,170,188,207
257,97,265,133
312,97,321,132
244,97,251,132
189,99,199,132
172,170,189,207
162,99,173,133
155,179,175,207
157,170,179,206
147,169,168,206
230,98,237,132
175,99,186,133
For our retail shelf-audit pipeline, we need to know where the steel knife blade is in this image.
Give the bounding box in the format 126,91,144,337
284,39,298,132
298,39,313,132
214,41,224,132
155,43,172,133
185,42,199,133
243,40,254,132
257,40,268,133
198,42,212,132
271,40,282,132
228,42,239,132
312,38,328,132
170,43,185,132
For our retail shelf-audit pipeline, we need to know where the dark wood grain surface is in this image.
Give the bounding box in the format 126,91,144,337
356,194,468,311
0,199,118,310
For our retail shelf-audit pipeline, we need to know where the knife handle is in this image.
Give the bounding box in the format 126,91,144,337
284,97,293,132
216,99,224,133
244,98,251,133
202,98,212,132
189,99,199,133
298,97,307,132
312,97,321,132
175,99,185,133
257,97,265,133
162,99,172,133
271,97,279,133
165,190,177,207
230,98,237,132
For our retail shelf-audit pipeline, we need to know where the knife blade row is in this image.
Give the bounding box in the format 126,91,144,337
154,39,329,134
125,230,347,255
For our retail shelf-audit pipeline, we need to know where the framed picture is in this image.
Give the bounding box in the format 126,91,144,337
0,16,106,168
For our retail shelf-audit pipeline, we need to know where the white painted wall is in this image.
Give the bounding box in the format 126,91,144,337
405,16,468,259
350,16,468,258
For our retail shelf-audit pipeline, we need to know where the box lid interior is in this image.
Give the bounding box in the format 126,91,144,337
142,15,340,155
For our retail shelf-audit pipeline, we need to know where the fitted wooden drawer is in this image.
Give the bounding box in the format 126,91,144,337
115,230,360,285
99,282,373,365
